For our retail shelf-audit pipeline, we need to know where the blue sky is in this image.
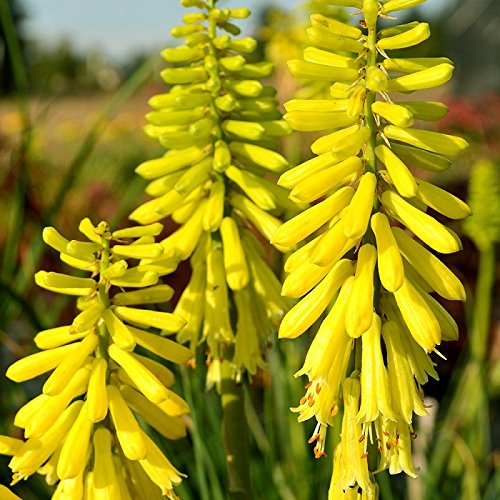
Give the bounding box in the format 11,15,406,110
23,0,449,62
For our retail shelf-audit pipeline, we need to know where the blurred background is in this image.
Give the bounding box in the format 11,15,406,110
0,0,499,498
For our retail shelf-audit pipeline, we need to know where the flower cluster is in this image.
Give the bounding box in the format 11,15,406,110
272,0,469,495
0,219,191,499
131,0,296,381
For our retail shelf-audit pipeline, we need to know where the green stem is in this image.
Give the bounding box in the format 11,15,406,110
363,27,378,177
470,244,495,363
97,230,111,358
220,360,252,499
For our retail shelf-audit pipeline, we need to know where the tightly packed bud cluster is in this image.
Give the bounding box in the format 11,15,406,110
131,0,297,380
0,220,192,499
272,0,469,496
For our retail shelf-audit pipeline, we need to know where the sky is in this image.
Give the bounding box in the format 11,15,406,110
22,0,450,62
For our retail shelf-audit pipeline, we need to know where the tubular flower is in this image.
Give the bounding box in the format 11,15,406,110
274,0,469,495
131,0,297,382
0,219,191,499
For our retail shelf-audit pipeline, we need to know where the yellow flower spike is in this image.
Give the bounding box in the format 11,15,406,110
107,268,159,288
296,275,354,382
92,427,121,500
385,63,455,93
123,459,164,500
381,0,427,14
242,236,290,320
59,252,99,273
24,367,90,439
230,194,282,243
378,22,430,51
102,260,128,280
371,213,404,292
220,217,249,290
303,47,359,69
108,344,170,404
339,377,371,491
279,259,354,339
395,314,439,384
416,178,471,220
391,143,451,173
202,179,225,231
10,400,82,483
112,284,174,306
383,56,452,74
271,186,355,249
14,394,48,429
87,358,109,423
65,240,101,261
139,434,185,498
121,385,187,441
324,127,371,158
343,172,377,239
306,25,365,54
375,144,417,198
42,226,72,255
0,436,23,456
285,99,349,113
161,198,207,260
233,288,265,376
310,14,363,39
393,277,441,351
131,353,176,389
42,333,99,396
71,302,104,333
129,190,185,225
381,190,461,254
111,243,164,260
174,157,213,195
290,157,362,203
366,66,388,92
384,124,469,157
101,309,136,351
129,326,193,364
78,217,101,243
421,290,460,342
229,141,288,173
392,227,466,301
363,0,379,29
0,485,21,500
372,101,414,128
398,101,449,121
174,263,206,347
390,423,418,478
107,385,147,461
6,343,80,383
347,86,367,119
112,222,163,239
204,247,234,343
35,271,97,296
113,306,186,333
345,244,377,338
357,315,397,422
278,151,339,189
288,59,359,83
57,402,93,480
34,325,89,350
225,165,276,211
381,321,428,422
